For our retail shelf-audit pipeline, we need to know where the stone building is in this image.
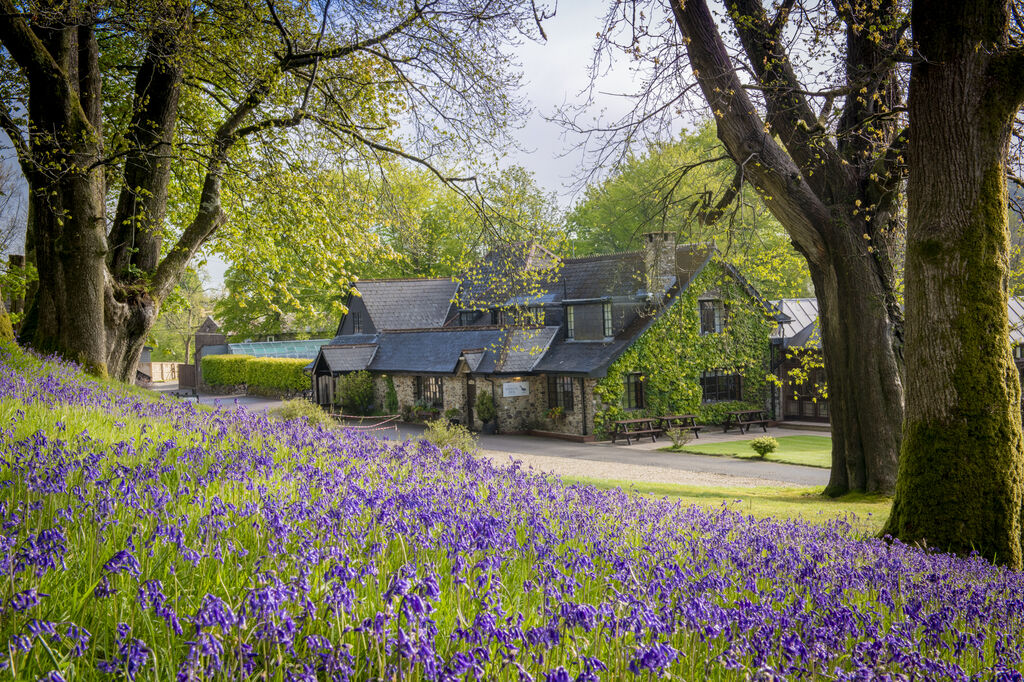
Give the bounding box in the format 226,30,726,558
309,233,776,439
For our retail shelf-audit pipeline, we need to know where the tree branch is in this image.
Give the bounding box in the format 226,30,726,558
0,0,91,134
670,0,829,259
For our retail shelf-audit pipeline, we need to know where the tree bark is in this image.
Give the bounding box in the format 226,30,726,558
672,0,905,494
884,0,1024,567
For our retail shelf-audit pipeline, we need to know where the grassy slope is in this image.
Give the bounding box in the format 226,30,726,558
563,476,891,536
672,435,832,468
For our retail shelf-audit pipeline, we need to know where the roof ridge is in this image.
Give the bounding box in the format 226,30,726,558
356,277,456,284
562,249,642,263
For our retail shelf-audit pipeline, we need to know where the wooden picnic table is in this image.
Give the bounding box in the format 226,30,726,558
611,417,662,445
723,409,770,434
658,414,702,439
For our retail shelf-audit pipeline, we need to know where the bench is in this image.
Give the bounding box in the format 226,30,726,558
723,409,770,434
611,417,662,445
658,414,702,439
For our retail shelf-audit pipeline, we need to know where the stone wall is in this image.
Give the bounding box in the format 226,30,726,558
364,372,600,436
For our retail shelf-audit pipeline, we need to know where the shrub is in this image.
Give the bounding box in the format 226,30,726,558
336,370,375,414
697,400,758,425
201,354,250,386
444,407,462,423
245,357,310,391
475,391,496,423
268,399,334,428
421,418,477,452
750,436,779,459
384,375,399,414
666,427,694,450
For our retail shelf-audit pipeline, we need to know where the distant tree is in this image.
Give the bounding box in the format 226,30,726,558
371,164,566,279
147,269,212,363
567,125,810,299
884,0,1024,568
0,0,551,380
213,168,393,339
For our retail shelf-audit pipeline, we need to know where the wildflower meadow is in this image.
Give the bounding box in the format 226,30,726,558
1,342,1022,681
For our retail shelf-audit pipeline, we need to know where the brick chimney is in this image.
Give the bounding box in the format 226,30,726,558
643,231,677,295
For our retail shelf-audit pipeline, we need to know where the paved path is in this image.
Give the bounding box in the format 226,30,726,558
378,423,830,488
161,387,829,488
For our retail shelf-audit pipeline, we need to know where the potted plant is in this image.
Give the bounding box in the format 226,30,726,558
476,392,497,434
444,407,462,425
546,405,565,425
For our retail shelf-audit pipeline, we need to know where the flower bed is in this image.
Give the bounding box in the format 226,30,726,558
1,342,1023,680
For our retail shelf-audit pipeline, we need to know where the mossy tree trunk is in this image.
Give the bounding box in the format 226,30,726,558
672,0,905,494
884,0,1024,567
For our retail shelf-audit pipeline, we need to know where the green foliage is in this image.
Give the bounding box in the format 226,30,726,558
0,309,13,342
201,354,251,386
148,268,212,362
696,400,758,426
750,436,779,458
268,399,335,429
245,358,310,392
335,370,375,415
665,427,694,450
475,391,497,423
0,260,36,328
593,262,774,438
420,418,478,453
567,124,809,299
384,375,399,414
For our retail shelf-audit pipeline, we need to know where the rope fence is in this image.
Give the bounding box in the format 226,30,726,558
330,413,401,432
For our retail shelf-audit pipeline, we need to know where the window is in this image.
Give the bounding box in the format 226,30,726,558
490,309,500,325
566,305,575,339
414,376,444,408
699,300,725,335
352,312,362,334
623,373,645,410
528,306,544,325
602,302,613,337
459,311,478,326
700,370,742,402
547,375,575,411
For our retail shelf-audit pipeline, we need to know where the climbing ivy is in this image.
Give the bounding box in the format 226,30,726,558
593,262,774,437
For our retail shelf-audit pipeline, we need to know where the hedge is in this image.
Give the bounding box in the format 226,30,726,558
245,357,310,392
201,354,251,386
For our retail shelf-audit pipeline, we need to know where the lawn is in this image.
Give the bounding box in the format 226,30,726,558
563,477,891,536
671,434,833,468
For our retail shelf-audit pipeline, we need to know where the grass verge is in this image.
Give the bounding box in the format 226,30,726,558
667,434,832,468
562,475,890,535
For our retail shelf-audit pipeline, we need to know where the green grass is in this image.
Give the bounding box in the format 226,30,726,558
563,476,891,535
668,434,833,468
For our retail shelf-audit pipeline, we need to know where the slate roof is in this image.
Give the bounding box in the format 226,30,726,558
353,278,458,330
368,328,506,374
319,344,378,373
771,298,820,347
314,243,733,378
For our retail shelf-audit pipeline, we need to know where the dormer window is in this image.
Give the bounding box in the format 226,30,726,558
352,312,362,334
699,300,725,335
566,305,575,339
602,302,613,337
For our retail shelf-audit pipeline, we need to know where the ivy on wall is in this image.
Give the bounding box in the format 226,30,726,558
593,262,775,437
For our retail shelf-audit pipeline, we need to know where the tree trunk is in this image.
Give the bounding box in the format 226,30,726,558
23,23,109,374
812,225,903,496
884,0,1024,567
672,0,905,494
